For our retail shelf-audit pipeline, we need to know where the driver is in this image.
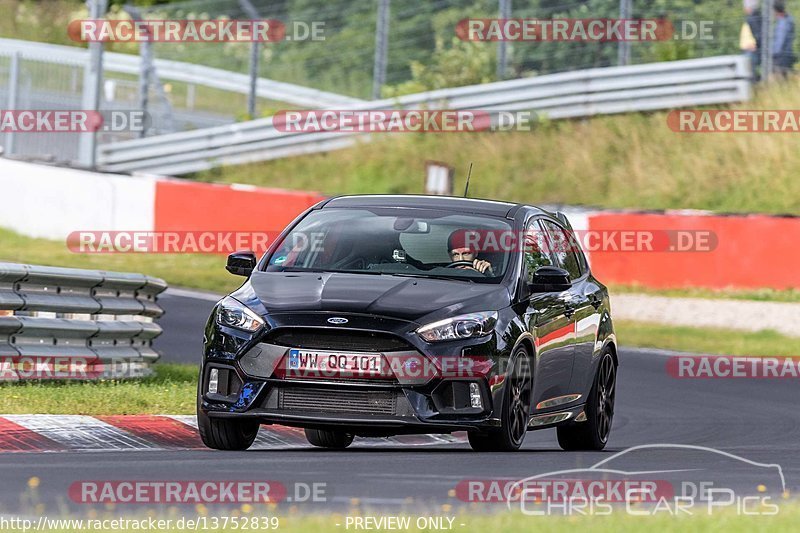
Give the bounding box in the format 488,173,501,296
448,229,493,275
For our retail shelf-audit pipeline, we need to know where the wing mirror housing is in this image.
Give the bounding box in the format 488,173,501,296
226,251,257,277
528,266,572,293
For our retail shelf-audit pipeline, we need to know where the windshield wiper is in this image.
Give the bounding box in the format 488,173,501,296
387,272,475,283
279,267,383,275
277,267,475,282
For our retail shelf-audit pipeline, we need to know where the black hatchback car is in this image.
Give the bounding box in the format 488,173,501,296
198,195,617,452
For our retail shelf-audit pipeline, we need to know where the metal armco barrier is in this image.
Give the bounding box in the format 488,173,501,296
0,38,365,109
97,55,752,176
0,262,167,380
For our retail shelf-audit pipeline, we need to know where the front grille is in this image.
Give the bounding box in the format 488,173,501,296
278,387,397,415
267,328,410,352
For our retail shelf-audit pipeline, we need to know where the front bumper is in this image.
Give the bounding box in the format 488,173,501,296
207,409,501,435
200,316,508,435
200,363,502,435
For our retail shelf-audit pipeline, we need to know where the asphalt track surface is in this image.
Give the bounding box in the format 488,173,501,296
0,289,797,516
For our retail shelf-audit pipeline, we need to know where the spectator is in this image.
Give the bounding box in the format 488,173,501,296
743,0,762,79
773,0,796,77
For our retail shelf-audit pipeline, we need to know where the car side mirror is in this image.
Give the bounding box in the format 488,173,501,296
528,266,572,293
226,251,257,277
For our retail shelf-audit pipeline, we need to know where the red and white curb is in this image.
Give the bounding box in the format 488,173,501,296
0,415,467,453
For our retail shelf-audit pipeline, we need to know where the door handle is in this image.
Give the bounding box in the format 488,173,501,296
588,294,602,309
564,306,575,319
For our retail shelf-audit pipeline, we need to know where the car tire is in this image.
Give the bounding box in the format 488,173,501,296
468,346,532,452
197,409,259,451
196,369,259,451
304,428,355,449
557,350,616,451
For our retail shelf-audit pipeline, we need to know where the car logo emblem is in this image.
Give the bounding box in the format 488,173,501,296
327,317,348,325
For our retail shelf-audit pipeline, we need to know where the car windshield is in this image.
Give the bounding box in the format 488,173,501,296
265,208,515,283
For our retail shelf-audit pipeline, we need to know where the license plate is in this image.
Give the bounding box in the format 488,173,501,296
286,349,383,377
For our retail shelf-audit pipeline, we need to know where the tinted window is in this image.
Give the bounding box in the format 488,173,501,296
265,208,514,283
541,220,582,280
522,220,553,283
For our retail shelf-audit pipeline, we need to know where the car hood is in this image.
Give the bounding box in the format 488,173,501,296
238,271,511,323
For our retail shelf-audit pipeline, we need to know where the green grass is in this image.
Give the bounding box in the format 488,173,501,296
198,78,800,216
0,227,237,294
0,363,197,414
609,285,800,303
616,320,800,357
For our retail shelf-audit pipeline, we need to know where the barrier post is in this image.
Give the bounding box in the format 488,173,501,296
78,0,107,168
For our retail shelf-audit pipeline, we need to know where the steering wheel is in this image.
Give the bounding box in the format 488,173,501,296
446,260,475,269
446,260,495,276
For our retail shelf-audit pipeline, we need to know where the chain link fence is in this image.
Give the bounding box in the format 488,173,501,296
139,0,755,101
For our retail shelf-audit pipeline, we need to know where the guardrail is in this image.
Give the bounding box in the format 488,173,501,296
96,55,752,176
0,262,167,381
0,38,364,108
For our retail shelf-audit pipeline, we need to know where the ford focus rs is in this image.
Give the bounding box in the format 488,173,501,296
198,195,617,452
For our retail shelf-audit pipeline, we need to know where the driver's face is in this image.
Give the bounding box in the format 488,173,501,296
450,247,475,261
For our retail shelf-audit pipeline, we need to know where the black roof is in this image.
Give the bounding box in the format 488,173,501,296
322,195,549,218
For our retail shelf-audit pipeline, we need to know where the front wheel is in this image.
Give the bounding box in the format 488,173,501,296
469,347,532,452
304,428,355,449
557,350,616,451
197,409,259,450
196,368,259,450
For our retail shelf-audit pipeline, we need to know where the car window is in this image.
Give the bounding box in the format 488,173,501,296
541,220,582,280
522,220,553,283
265,208,514,283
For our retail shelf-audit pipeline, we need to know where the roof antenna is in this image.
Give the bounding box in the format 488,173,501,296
463,163,473,197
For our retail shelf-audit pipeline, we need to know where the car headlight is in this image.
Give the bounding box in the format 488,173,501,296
416,311,498,343
215,296,265,332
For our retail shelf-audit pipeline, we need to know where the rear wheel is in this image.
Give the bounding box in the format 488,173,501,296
557,350,616,451
468,347,532,452
304,428,355,449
